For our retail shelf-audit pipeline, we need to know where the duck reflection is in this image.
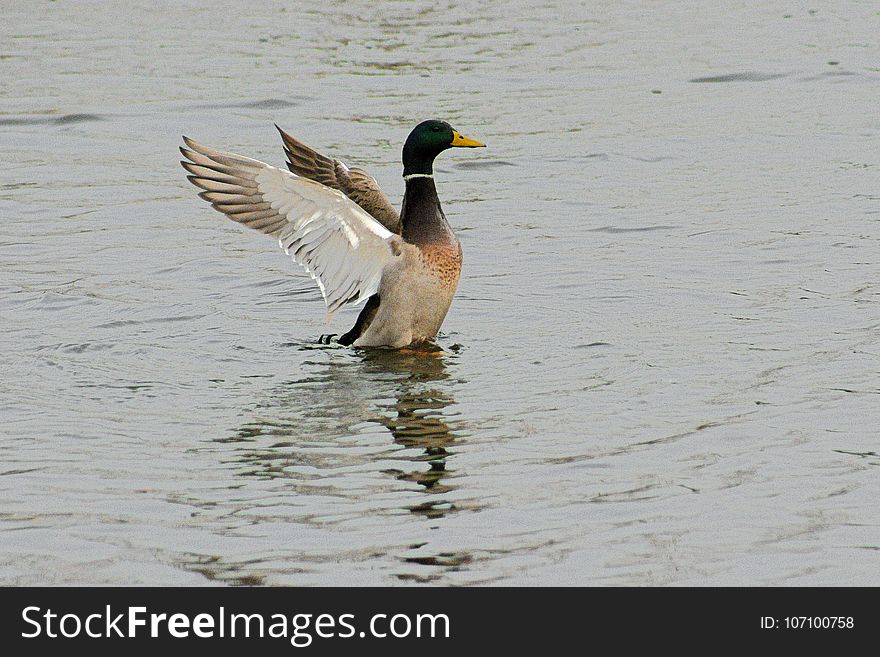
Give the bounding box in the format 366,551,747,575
360,349,461,518
223,344,467,520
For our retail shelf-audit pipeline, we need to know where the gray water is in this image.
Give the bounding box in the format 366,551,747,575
2,0,879,585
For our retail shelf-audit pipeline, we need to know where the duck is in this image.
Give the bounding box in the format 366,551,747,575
180,120,485,348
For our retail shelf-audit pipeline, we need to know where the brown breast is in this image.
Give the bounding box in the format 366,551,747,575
417,241,463,289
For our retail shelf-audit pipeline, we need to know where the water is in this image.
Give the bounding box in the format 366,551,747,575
2,0,879,585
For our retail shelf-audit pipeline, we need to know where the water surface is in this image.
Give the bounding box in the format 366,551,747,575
1,0,879,585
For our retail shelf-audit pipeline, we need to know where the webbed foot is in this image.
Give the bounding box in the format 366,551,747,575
399,343,445,357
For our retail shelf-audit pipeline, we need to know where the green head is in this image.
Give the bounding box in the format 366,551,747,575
402,120,485,176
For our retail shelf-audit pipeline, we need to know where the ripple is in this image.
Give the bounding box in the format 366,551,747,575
454,160,517,169
689,72,790,83
587,224,678,233
191,98,303,110
0,113,103,126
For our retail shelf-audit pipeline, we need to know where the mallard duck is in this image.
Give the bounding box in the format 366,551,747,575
180,120,485,348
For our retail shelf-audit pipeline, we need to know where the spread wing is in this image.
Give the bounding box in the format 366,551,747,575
275,124,402,234
180,136,401,313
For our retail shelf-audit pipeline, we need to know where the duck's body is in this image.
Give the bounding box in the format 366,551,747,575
180,120,484,348
355,241,462,348
346,175,463,348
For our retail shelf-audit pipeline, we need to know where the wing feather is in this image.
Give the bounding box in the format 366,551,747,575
180,136,400,313
275,125,402,234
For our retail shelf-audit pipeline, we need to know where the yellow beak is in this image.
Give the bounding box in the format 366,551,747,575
451,130,486,148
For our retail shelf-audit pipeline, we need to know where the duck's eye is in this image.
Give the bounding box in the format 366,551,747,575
432,126,440,132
